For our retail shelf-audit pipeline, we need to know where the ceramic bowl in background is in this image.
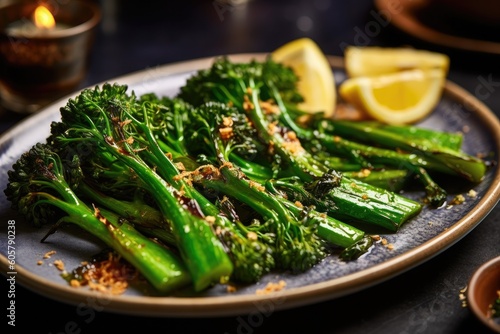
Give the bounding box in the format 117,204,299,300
467,256,500,333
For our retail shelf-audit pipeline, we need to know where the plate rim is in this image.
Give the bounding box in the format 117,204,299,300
1,53,499,317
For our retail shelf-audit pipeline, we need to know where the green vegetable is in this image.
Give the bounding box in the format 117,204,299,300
178,57,423,229
48,84,234,291
122,96,276,283
181,101,369,270
315,119,487,183
179,56,488,208
4,143,191,293
492,292,500,318
3,55,491,295
326,120,464,152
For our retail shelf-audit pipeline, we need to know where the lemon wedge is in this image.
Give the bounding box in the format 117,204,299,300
271,38,336,117
339,69,446,124
345,46,449,78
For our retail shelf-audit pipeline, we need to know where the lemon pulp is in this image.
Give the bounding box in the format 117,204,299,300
339,69,446,124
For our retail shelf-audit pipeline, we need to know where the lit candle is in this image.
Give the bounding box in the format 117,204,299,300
6,5,70,37
0,1,101,113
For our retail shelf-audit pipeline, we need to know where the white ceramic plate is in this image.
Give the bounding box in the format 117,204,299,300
0,54,499,316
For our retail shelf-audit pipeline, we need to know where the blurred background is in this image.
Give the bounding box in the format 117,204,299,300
1,0,499,333
2,0,499,128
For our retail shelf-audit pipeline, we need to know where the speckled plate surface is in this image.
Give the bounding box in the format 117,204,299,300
0,54,499,317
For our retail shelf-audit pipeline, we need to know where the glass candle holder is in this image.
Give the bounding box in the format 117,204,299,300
0,0,101,114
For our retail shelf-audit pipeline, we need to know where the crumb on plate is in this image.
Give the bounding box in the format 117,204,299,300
43,250,56,259
467,189,477,198
256,280,287,295
69,251,137,295
53,259,65,271
450,194,465,205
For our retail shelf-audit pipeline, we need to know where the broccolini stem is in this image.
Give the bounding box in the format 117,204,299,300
58,95,234,292
5,144,191,292
275,194,366,249
318,133,484,182
103,126,232,291
329,178,422,231
77,182,177,245
342,169,409,192
242,82,422,230
193,163,326,272
326,120,464,152
246,79,328,180
129,109,276,283
25,177,190,292
268,176,422,232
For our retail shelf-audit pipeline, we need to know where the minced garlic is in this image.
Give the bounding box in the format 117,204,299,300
43,250,56,259
53,259,65,271
256,280,287,295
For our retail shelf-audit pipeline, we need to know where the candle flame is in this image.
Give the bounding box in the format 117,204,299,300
33,5,56,29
